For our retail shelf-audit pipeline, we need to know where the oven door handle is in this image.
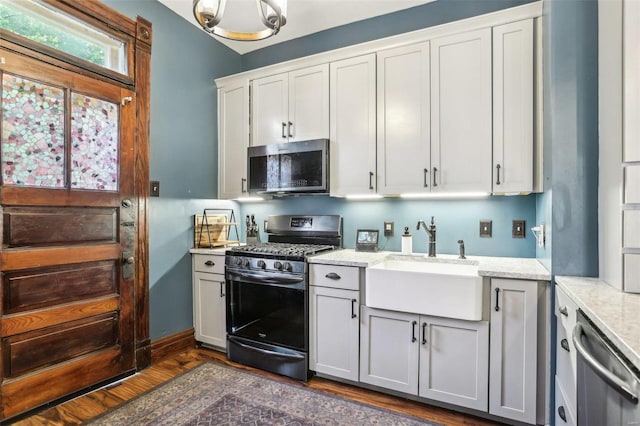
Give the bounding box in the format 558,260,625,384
232,338,305,360
573,323,639,404
226,269,305,286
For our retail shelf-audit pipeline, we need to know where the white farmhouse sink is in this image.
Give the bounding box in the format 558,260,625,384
365,258,484,321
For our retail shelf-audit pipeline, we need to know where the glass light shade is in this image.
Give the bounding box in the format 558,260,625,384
193,0,287,41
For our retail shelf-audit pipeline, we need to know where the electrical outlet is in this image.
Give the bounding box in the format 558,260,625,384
479,220,492,238
150,180,160,197
512,220,526,238
384,221,394,237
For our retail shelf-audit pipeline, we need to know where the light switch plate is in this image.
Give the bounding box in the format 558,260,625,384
512,220,526,238
480,220,492,238
384,221,394,237
150,180,160,197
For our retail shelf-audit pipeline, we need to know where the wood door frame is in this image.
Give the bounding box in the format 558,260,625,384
0,0,152,370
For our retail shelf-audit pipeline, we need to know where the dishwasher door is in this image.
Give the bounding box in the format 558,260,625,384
573,310,640,426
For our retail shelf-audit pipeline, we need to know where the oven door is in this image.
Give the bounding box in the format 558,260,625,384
225,268,308,351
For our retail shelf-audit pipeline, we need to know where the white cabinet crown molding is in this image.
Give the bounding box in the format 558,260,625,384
214,1,543,89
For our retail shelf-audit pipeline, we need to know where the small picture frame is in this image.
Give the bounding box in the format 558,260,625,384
355,229,379,252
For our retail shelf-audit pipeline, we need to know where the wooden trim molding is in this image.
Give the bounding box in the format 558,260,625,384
150,329,196,364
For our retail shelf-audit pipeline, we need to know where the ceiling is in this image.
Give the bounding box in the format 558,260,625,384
159,0,434,54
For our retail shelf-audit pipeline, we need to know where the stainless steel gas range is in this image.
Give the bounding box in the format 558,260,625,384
225,215,342,381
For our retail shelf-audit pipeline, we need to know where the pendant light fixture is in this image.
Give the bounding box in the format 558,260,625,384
193,0,287,41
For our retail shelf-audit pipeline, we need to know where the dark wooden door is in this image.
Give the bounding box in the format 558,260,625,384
0,47,137,419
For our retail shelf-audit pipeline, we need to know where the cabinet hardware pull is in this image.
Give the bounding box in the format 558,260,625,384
351,299,357,319
219,281,225,298
288,121,293,138
369,171,374,190
325,272,341,280
561,338,570,352
433,167,438,187
411,320,417,343
423,168,429,187
496,164,501,185
204,260,215,266
559,306,569,317
422,322,427,345
241,177,247,193
494,287,500,311
282,122,287,138
557,406,566,422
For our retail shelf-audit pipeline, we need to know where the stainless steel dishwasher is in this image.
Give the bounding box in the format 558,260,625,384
573,310,640,425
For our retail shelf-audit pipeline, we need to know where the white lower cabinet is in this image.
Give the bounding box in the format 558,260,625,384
360,306,489,411
192,253,226,349
489,278,544,424
309,264,361,381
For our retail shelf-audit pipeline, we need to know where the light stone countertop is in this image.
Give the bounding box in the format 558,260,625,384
308,249,551,281
555,276,640,369
189,247,230,255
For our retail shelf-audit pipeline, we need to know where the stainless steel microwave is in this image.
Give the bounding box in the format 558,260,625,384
247,139,329,195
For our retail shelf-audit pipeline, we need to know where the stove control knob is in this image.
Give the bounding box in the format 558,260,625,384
282,262,293,272
234,257,243,266
242,258,250,267
273,261,283,270
257,260,266,269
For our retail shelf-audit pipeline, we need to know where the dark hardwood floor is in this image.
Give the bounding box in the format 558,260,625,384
13,347,505,425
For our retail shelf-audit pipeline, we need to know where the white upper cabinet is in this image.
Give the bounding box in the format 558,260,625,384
430,28,492,193
330,54,377,196
218,79,249,199
251,64,329,146
377,42,431,195
492,19,534,194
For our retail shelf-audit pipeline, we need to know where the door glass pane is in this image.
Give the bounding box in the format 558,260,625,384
70,93,119,191
1,73,65,187
0,0,127,75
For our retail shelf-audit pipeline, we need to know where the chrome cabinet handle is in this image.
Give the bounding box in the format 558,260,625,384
351,299,357,319
282,122,287,138
288,121,293,138
369,171,374,190
559,306,569,317
219,281,225,298
325,272,341,280
560,338,570,352
241,177,247,193
494,288,500,311
496,164,501,185
204,260,215,266
573,323,639,403
433,167,438,187
423,168,429,187
411,321,417,343
422,322,427,345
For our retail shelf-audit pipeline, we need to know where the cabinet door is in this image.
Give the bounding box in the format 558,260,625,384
418,316,489,411
218,80,249,199
431,29,492,193
489,278,538,424
309,286,360,381
288,64,329,142
377,42,431,195
493,19,534,194
193,271,227,349
251,72,288,146
360,306,419,394
330,54,377,196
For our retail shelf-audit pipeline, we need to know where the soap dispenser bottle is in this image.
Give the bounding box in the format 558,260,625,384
402,227,413,255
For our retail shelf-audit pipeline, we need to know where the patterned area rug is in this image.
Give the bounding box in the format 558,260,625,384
86,362,440,425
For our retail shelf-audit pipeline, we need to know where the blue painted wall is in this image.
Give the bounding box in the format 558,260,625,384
103,0,242,339
239,196,537,257
543,0,599,278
